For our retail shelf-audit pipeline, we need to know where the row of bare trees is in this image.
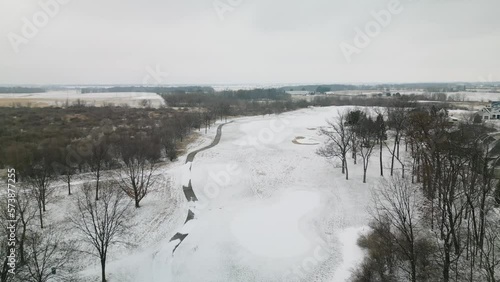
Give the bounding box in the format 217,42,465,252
349,106,500,282
1,134,166,282
1,109,220,282
1,181,129,282
317,108,388,183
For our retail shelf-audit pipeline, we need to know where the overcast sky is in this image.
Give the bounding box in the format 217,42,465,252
0,0,499,85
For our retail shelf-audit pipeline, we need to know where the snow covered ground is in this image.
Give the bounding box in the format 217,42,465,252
0,90,165,108
93,106,387,282
455,91,500,102
328,90,500,102
3,106,395,281
2,88,498,108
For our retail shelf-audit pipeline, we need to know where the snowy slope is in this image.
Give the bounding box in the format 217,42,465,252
97,106,386,282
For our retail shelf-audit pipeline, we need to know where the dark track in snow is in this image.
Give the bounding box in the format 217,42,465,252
170,122,232,255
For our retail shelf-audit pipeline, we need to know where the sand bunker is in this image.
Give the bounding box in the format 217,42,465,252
292,136,320,145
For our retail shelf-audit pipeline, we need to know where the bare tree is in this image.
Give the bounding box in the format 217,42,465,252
25,161,55,229
373,174,423,282
173,115,188,141
355,106,500,282
375,112,387,177
71,182,130,282
86,136,111,201
50,144,81,196
22,230,75,282
203,111,214,134
384,140,407,179
346,109,363,165
61,145,77,196
51,162,75,196
15,187,37,264
386,106,408,176
158,121,177,161
358,116,377,183
317,112,353,180
116,134,161,208
352,216,399,282
480,221,500,282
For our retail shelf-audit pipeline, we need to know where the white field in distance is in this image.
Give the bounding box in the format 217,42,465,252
0,89,165,108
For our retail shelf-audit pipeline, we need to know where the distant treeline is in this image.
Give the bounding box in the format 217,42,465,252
0,105,217,170
379,83,467,92
81,86,215,94
162,89,290,107
219,88,290,100
0,87,46,93
280,84,361,92
281,83,470,93
310,95,458,109
161,89,300,116
161,88,463,117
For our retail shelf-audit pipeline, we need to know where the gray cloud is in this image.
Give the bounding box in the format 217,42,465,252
0,0,499,85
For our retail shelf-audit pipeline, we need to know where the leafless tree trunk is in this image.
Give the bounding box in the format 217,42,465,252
480,222,500,282
23,230,75,282
317,112,353,180
116,135,161,208
387,107,408,176
87,137,111,201
384,141,406,179
26,162,54,229
15,187,37,265
71,182,130,282
358,116,377,183
373,174,422,282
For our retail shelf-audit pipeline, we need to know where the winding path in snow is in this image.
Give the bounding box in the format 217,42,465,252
169,122,232,253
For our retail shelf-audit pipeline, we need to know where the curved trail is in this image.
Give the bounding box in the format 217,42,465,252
169,122,232,254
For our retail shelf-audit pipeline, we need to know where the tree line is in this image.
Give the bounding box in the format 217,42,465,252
317,104,500,281
0,90,482,282
0,104,223,282
0,89,320,281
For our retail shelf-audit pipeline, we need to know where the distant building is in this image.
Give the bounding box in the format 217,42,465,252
478,102,500,120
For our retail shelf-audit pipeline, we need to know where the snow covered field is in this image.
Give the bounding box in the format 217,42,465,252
2,88,498,109
0,90,165,108
455,91,500,102
90,106,387,282
5,106,397,281
328,90,500,102
5,104,493,281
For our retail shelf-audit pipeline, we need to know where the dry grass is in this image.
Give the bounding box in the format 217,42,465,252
0,97,161,108
176,131,203,156
64,114,89,122
0,98,51,107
